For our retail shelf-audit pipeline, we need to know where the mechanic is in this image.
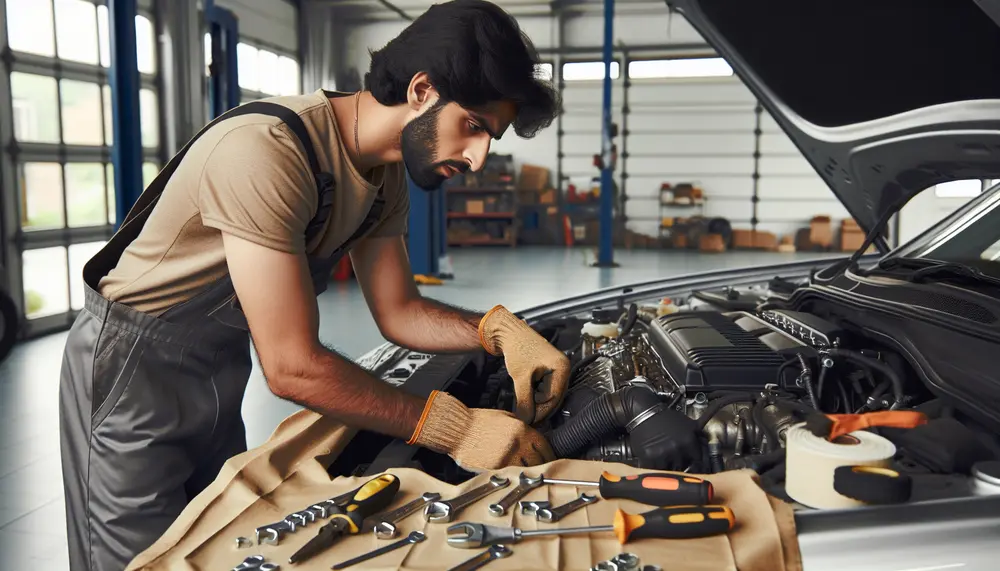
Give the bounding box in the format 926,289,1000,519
58,1,566,569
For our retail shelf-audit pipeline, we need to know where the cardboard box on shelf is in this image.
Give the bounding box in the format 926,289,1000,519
699,233,726,252
840,218,866,251
732,229,754,249
810,215,833,249
518,164,550,191
539,189,557,204
466,200,484,214
753,230,778,251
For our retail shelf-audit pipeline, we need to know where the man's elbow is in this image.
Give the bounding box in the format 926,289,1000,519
258,345,320,401
372,302,416,346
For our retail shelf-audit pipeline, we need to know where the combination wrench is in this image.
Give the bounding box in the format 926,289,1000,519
446,544,512,571
331,530,426,569
535,493,599,523
424,475,510,523
364,492,441,539
518,500,551,516
488,472,544,516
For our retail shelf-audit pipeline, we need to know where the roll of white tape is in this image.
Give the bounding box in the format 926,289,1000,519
784,422,897,509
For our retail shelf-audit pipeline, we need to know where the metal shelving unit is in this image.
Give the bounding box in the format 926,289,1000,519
445,186,519,247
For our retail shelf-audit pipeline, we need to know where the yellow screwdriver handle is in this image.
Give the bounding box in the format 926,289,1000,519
332,474,401,533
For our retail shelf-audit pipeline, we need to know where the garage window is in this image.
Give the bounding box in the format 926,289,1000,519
562,61,620,81
3,0,162,335
628,57,733,79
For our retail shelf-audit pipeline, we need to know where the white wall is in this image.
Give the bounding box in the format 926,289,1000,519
215,0,298,52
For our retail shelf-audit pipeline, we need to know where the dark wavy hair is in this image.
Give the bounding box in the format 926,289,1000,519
364,0,560,138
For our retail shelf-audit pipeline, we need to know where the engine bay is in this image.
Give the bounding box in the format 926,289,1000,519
332,271,1000,509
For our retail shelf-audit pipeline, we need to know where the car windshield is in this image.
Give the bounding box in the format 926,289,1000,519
891,180,1000,272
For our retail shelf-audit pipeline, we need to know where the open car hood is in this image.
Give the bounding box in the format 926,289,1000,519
664,0,1000,235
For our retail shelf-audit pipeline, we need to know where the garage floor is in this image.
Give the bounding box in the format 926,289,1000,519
0,246,839,568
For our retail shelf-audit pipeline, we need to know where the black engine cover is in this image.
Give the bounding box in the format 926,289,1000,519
648,311,796,391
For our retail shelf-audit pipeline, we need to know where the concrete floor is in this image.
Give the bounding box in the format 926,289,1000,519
0,246,832,568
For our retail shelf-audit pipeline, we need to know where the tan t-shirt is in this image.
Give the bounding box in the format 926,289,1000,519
98,89,409,316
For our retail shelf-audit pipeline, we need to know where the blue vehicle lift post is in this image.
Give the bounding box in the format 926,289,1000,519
108,0,143,227
406,177,446,279
205,0,240,119
595,0,618,267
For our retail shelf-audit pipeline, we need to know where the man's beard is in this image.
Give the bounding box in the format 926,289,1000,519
401,99,468,191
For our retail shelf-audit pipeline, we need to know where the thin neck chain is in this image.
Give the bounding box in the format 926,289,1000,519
353,91,361,161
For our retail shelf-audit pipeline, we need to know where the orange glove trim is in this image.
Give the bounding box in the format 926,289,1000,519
825,411,927,441
406,390,440,445
478,305,505,356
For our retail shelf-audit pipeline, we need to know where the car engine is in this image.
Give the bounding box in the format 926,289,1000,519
332,275,1000,503
472,282,982,488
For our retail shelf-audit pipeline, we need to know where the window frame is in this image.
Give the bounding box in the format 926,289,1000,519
234,38,302,103
2,0,164,336
560,58,623,83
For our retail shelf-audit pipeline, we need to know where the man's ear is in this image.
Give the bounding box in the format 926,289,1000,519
406,71,437,111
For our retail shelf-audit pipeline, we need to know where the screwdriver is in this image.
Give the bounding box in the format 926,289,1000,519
543,472,714,506
287,473,401,564
446,505,736,548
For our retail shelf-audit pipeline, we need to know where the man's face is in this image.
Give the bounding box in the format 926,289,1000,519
401,96,516,190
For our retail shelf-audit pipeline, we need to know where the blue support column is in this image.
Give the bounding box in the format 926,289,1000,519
406,178,439,277
109,0,144,228
206,1,240,119
596,0,617,267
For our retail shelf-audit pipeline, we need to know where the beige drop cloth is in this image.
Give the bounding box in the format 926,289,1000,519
127,410,802,571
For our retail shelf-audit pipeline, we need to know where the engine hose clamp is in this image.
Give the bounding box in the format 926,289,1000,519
625,403,667,432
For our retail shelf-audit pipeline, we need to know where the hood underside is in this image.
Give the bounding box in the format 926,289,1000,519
665,0,1000,235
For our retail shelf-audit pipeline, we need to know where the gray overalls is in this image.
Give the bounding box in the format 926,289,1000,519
58,100,385,571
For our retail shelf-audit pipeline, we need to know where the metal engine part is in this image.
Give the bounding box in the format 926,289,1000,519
567,329,682,399
689,399,798,455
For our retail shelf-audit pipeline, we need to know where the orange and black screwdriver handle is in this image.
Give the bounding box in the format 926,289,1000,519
598,472,714,506
330,473,401,533
614,505,735,542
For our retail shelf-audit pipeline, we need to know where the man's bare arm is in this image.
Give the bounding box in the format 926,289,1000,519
350,236,486,353
223,232,424,439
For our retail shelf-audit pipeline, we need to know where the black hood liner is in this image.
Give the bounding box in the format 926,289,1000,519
697,0,1000,128
668,0,1000,235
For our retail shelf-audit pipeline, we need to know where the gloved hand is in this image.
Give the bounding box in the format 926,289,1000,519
479,305,571,424
407,390,555,471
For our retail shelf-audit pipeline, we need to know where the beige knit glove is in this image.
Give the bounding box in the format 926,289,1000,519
479,305,571,424
407,390,555,471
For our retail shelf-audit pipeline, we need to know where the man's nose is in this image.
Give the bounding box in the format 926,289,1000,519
463,137,491,172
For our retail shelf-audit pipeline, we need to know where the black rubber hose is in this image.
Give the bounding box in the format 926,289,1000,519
547,385,702,471
816,365,830,410
837,380,852,414
826,348,905,408
798,353,819,410
695,394,752,430
620,303,638,337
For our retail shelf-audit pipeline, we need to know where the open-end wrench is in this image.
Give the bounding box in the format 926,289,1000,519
488,472,544,516
331,531,426,569
518,500,551,516
364,492,441,539
446,544,513,571
535,493,599,523
425,475,510,523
